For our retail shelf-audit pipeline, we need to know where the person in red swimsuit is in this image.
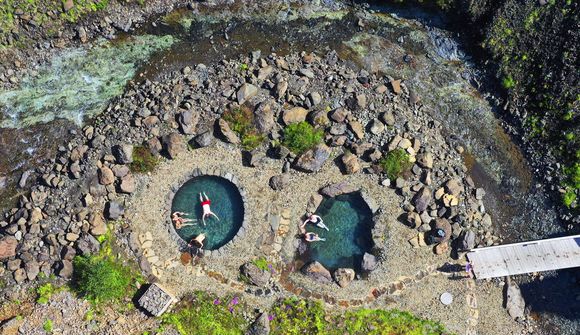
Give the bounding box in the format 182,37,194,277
199,192,219,225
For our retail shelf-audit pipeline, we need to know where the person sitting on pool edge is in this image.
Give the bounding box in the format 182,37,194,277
189,233,206,249
304,232,325,242
301,213,329,232
199,192,220,225
172,212,196,229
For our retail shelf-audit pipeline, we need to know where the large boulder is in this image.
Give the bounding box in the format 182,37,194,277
241,262,271,287
58,260,73,279
247,313,270,335
302,261,332,284
237,83,258,104
433,218,452,243
294,144,330,173
178,110,199,135
269,174,290,191
413,187,432,213
459,230,476,250
106,201,124,220
254,102,276,134
333,268,355,288
0,237,18,260
341,152,360,174
194,130,215,148
162,133,186,159
217,119,240,144
445,179,464,196
320,181,358,197
505,280,526,320
361,252,378,272
89,212,107,236
113,144,133,164
417,152,433,169
119,173,136,194
98,166,115,185
282,107,308,125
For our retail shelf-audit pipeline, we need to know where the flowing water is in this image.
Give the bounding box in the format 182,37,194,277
171,176,244,250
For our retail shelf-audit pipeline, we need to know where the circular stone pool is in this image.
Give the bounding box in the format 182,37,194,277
302,193,374,272
170,175,244,250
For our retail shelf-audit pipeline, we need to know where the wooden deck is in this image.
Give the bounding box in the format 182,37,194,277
466,235,580,279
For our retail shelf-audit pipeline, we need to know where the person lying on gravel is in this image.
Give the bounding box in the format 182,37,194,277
304,232,325,242
301,214,329,231
200,192,220,225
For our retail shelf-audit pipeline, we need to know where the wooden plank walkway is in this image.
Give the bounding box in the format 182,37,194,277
466,235,580,279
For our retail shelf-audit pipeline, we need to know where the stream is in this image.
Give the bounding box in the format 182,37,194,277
0,2,577,333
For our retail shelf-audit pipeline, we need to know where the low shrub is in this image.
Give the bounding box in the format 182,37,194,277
130,145,158,173
342,309,448,335
270,298,327,335
162,292,247,335
282,121,323,155
72,254,135,304
223,106,265,150
380,149,412,180
36,283,57,304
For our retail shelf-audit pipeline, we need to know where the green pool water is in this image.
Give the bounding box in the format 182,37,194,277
305,193,374,272
170,176,244,250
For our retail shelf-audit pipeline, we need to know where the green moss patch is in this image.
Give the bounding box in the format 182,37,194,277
222,105,265,151
130,145,159,173
282,121,323,155
380,149,413,180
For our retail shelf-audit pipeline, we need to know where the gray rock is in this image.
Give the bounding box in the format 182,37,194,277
282,107,308,125
380,111,395,126
333,268,355,288
294,144,330,173
89,213,107,236
302,261,332,283
505,279,526,320
341,152,360,174
217,119,240,144
413,187,432,212
178,110,199,135
459,230,476,250
254,102,275,134
25,261,39,281
269,174,290,191
237,83,259,104
194,131,215,147
76,234,100,256
362,253,378,272
58,260,73,279
106,201,124,220
119,173,136,194
310,92,322,106
368,119,385,135
162,133,186,159
241,262,271,287
320,181,358,197
417,152,433,169
475,188,486,200
247,313,270,335
299,68,314,78
18,170,33,188
113,144,133,164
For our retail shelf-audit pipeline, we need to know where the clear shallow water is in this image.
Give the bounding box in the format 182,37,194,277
170,176,244,250
305,193,373,272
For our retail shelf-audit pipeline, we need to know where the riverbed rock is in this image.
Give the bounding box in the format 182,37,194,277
113,144,133,164
282,107,308,125
0,237,18,260
302,261,332,283
390,79,402,94
348,120,365,139
254,102,275,133
333,268,355,288
90,213,107,236
505,280,526,320
459,230,476,250
241,262,271,287
62,0,74,12
269,174,290,191
329,108,348,123
413,187,432,213
368,119,385,135
178,110,199,135
194,131,214,147
294,144,330,172
237,83,258,104
119,173,136,194
380,111,395,126
362,252,378,272
217,118,240,144
341,152,360,174
106,201,124,220
320,181,357,197
445,179,464,196
162,133,186,159
417,152,433,169
98,167,115,185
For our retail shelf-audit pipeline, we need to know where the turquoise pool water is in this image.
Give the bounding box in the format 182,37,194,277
304,193,374,272
171,176,244,250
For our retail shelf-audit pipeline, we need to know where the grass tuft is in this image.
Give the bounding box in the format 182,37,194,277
222,105,265,151
282,121,323,155
380,149,412,180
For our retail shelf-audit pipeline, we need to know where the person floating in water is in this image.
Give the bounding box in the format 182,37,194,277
199,192,219,225
172,212,196,229
301,213,329,232
304,232,325,242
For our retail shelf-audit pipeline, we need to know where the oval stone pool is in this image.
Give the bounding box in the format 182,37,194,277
170,175,244,250
303,192,374,272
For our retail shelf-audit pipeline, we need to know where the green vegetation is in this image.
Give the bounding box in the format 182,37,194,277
162,292,247,335
563,190,576,208
251,257,270,272
282,121,324,155
269,298,451,335
502,75,515,89
380,149,412,180
36,283,57,304
72,255,135,304
239,63,249,72
270,298,327,335
130,145,159,173
222,106,265,151
43,319,53,333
